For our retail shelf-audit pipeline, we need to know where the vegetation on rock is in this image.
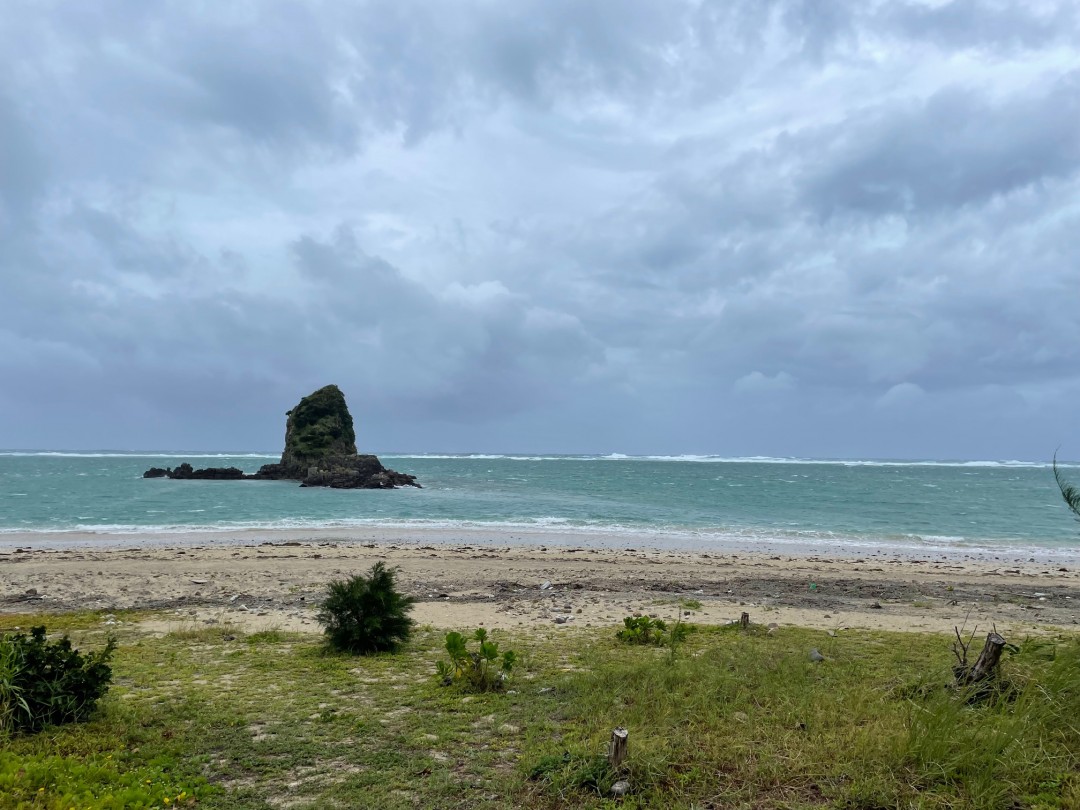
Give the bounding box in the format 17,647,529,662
281,384,358,467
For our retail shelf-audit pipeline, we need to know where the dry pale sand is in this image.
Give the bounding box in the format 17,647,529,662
1,527,1078,637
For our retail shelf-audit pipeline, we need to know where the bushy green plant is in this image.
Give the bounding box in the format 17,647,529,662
435,628,517,692
316,562,415,654
616,615,690,646
0,626,115,734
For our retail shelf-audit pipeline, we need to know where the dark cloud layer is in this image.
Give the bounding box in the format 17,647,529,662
1,0,1078,458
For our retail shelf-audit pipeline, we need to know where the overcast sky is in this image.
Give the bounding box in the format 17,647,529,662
1,1,1078,458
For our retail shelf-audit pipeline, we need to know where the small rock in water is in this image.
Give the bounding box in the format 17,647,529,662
611,780,631,797
809,648,826,662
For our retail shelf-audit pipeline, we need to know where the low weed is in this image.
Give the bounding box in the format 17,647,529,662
0,751,206,809
616,615,691,647
435,628,517,692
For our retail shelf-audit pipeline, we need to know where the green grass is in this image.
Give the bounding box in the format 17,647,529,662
1,612,1078,809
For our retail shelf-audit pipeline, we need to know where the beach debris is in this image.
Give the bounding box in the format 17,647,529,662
869,601,883,609
229,594,240,602
538,687,556,695
809,648,826,662
767,622,779,634
809,582,819,591
826,630,837,637
191,579,208,585
740,611,750,629
611,780,631,798
540,581,552,590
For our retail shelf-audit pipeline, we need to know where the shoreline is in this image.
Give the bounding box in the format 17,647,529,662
1,524,1078,565
2,528,1078,637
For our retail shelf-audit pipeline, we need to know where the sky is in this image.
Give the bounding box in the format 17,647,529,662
1,0,1078,459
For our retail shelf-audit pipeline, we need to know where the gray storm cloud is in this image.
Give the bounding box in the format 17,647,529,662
0,0,1078,458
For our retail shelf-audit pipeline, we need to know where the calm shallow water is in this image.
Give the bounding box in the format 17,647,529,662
1,452,1078,556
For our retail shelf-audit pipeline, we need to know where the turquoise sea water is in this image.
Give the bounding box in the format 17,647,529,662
1,452,1078,556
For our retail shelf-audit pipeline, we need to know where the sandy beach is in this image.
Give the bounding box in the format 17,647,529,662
2,527,1077,636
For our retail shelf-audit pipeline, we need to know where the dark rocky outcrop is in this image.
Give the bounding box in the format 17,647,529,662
143,463,245,480
143,385,419,489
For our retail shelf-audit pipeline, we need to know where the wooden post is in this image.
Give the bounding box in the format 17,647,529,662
740,612,750,629
608,727,628,770
967,632,1007,684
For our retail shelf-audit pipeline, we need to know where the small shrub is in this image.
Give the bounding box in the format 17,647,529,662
616,616,691,647
436,628,516,691
316,562,415,654
0,626,115,734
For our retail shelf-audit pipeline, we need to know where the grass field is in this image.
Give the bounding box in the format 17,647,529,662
1,611,1078,809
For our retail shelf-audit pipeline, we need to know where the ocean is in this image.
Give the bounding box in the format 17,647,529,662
1,452,1078,559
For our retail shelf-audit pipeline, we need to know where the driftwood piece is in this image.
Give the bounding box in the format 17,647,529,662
740,612,750,629
608,727,628,770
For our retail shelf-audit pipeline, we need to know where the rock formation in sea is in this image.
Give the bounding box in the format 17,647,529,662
143,385,419,489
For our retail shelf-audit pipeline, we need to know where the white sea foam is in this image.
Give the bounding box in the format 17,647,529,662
0,451,278,458
4,450,1074,467
383,453,1077,468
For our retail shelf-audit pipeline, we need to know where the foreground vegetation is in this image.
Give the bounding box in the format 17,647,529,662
1,611,1077,809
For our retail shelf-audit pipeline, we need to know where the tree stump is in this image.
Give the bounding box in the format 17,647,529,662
740,612,750,629
956,632,1007,686
608,727,628,771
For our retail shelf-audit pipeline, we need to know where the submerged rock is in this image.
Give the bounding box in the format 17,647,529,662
143,384,419,489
